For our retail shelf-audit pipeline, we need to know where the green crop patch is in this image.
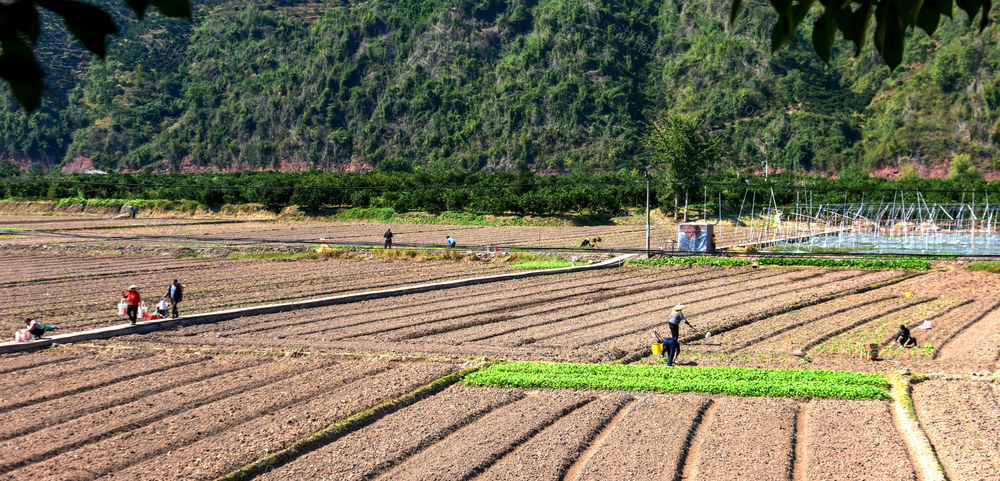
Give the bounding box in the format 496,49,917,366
628,257,751,268
462,362,890,400
756,257,931,270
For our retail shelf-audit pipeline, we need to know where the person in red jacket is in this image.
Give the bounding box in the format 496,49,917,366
122,284,141,325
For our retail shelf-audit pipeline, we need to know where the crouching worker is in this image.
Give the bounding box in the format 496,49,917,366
891,324,917,348
25,318,55,339
155,296,170,319
662,337,681,366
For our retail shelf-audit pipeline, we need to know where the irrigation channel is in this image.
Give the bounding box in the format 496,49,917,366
721,188,1000,255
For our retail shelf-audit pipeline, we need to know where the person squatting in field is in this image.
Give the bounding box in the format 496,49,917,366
891,324,917,348
167,279,183,318
667,304,695,340
122,285,141,325
662,337,681,366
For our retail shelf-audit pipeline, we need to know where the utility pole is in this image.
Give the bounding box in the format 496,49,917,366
645,169,651,258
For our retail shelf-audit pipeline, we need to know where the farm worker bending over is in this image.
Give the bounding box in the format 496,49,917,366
891,324,917,348
25,318,55,339
156,296,170,318
383,229,393,249
667,304,695,340
122,285,141,325
447,236,456,248
662,337,681,366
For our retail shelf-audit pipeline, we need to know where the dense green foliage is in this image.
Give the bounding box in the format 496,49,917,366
965,260,1000,272
5,169,1000,215
2,0,999,175
756,257,932,270
462,362,891,399
628,256,751,267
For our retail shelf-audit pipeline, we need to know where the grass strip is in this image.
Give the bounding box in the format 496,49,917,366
463,362,890,400
628,257,751,268
757,257,932,270
965,260,1000,273
506,261,585,269
215,361,493,481
887,374,948,481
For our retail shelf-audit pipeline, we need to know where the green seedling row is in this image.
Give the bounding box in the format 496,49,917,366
756,257,932,270
463,362,890,400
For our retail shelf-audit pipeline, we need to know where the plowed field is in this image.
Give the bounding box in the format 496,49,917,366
0,346,459,481
255,385,915,481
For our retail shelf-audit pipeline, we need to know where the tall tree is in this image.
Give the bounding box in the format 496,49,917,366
645,115,718,210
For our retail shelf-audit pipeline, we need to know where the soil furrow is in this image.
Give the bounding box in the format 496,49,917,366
108,360,460,481
912,379,1000,480
255,386,525,481
562,397,637,481
689,397,796,481
4,356,371,480
677,400,718,481
476,393,633,481
792,401,808,481
0,353,264,442
799,297,937,352
808,399,916,480
374,391,594,481
930,298,1000,359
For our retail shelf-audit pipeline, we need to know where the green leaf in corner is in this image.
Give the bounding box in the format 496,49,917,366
149,0,192,18
916,0,943,35
729,0,744,27
812,11,837,63
0,36,45,112
38,0,118,58
874,0,905,70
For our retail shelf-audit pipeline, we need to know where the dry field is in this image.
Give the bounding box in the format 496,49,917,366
0,252,510,337
4,218,1000,481
0,213,744,250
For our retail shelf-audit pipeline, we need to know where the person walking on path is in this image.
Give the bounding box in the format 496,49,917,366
662,337,681,366
383,229,393,249
122,285,141,325
667,304,696,340
166,279,183,318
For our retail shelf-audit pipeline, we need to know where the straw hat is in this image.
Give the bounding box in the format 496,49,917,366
673,304,685,311
128,285,139,289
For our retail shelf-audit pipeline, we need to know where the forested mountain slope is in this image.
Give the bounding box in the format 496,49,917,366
1,0,998,175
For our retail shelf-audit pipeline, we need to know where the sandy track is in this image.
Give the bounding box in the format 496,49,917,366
912,379,1000,481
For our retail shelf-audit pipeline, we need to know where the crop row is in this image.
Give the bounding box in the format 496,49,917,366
462,362,890,400
756,257,932,270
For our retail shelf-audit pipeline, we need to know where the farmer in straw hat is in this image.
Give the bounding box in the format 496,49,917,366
666,304,696,340
122,285,141,325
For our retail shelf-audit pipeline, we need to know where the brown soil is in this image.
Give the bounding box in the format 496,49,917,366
804,399,916,480
689,397,796,480
0,252,508,337
912,379,1000,480
0,346,459,481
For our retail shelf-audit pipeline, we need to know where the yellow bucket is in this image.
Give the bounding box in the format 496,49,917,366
651,343,664,356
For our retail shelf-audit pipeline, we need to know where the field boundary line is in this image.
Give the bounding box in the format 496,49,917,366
621,272,921,364
214,362,493,481
563,396,637,481
673,398,715,481
888,374,948,481
931,298,1000,359
0,254,635,354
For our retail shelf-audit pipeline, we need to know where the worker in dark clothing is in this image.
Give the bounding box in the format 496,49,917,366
667,304,695,340
166,279,183,318
383,229,393,249
662,337,681,366
890,324,917,348
580,239,591,248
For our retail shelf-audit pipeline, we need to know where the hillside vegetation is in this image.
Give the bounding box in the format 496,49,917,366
1,0,998,175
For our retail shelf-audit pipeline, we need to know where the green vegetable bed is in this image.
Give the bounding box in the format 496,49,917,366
463,362,890,400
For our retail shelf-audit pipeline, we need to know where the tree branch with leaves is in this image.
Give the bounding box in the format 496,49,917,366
729,0,994,70
0,0,191,112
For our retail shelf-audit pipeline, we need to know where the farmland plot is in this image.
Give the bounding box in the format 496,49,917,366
0,253,507,336
117,266,907,362
253,385,915,481
24,218,742,250
912,379,1000,481
0,346,459,481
